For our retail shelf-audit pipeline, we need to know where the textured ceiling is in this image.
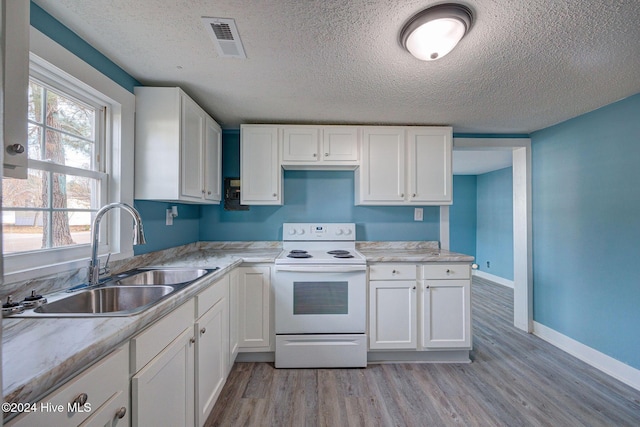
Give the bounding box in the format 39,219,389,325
33,0,640,134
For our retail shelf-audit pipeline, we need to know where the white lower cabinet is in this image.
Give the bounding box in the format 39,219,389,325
368,262,472,352
238,266,272,350
131,327,195,427
229,268,240,364
369,280,417,349
195,275,229,427
130,273,233,427
7,344,130,427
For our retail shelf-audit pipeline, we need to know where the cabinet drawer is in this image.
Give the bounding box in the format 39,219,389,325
196,274,229,317
7,344,129,427
130,300,195,372
369,264,417,280
422,263,470,280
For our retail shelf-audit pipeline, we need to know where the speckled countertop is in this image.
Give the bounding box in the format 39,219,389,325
2,241,473,410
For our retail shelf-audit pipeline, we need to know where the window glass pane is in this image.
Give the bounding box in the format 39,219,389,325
45,129,93,169
28,81,43,123
46,88,95,139
2,171,48,208
27,124,43,160
51,211,90,248
52,173,98,209
2,211,46,253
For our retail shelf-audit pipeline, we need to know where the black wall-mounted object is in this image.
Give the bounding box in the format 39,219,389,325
224,177,249,211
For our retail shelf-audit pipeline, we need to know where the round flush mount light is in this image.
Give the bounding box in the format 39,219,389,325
400,3,473,61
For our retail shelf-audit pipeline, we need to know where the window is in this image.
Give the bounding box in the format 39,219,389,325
2,39,134,279
2,77,107,254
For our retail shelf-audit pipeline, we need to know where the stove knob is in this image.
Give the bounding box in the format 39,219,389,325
335,229,343,235
344,228,352,235
288,228,296,235
297,228,305,235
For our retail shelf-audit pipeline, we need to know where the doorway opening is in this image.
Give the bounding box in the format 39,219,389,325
446,138,532,332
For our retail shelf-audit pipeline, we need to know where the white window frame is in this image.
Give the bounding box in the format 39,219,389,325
3,28,135,282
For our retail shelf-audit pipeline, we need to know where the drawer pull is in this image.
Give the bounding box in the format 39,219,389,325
200,327,207,335
116,406,127,419
73,392,88,406
392,270,398,274
446,269,452,273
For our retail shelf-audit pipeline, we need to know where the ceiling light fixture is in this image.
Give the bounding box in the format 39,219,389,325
400,3,473,61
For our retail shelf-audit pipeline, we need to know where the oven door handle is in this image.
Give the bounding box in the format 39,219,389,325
275,265,367,273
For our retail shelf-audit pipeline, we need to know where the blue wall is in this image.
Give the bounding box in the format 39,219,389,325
30,2,140,92
531,93,640,370
475,167,513,280
450,175,477,257
199,131,441,241
133,201,201,255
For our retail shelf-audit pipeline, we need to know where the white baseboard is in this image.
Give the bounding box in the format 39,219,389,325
533,321,640,392
472,270,514,288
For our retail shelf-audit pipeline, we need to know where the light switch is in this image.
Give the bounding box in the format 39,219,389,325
414,208,423,221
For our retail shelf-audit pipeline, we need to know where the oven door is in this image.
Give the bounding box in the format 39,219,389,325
274,265,366,334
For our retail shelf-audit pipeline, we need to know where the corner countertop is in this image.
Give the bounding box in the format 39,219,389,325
2,241,473,411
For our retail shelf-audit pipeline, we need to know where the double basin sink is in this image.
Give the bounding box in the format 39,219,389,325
19,268,218,317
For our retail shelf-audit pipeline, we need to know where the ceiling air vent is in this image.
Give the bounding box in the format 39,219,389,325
202,17,247,59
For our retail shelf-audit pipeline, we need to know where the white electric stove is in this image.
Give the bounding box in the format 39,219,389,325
274,223,367,368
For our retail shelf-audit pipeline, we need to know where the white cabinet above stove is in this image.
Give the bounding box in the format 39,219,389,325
281,125,359,169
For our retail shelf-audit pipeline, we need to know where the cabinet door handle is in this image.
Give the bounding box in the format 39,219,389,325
116,407,127,419
200,327,206,335
425,285,430,289
400,193,404,198
201,189,206,194
272,193,277,197
190,337,196,344
312,153,317,157
412,193,416,198
73,393,88,406
6,143,25,155
207,191,212,195
324,153,329,157
413,286,416,290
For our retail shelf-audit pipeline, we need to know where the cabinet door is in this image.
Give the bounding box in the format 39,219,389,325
2,0,29,179
181,95,206,200
369,280,417,349
204,116,222,202
358,127,405,204
196,297,228,427
421,280,471,349
407,127,452,204
229,269,240,365
282,126,320,162
132,327,195,427
240,126,282,204
238,266,271,349
322,126,359,162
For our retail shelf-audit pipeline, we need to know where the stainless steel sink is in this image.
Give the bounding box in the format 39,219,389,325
34,286,173,315
109,268,210,286
12,267,218,318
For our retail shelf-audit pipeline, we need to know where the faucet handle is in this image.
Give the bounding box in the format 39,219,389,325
99,253,112,277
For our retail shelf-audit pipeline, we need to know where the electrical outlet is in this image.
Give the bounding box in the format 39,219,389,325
414,208,423,221
486,261,490,268
166,209,174,226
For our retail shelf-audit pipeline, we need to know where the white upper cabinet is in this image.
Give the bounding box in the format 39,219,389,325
356,127,406,203
407,127,452,204
134,87,222,204
240,125,282,205
356,126,452,205
2,0,29,179
281,125,359,168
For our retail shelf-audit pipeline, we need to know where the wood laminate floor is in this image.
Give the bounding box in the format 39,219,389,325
206,279,640,426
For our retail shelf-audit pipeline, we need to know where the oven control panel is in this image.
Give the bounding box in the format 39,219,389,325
283,223,356,241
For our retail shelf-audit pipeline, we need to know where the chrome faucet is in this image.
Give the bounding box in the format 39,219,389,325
88,202,147,286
